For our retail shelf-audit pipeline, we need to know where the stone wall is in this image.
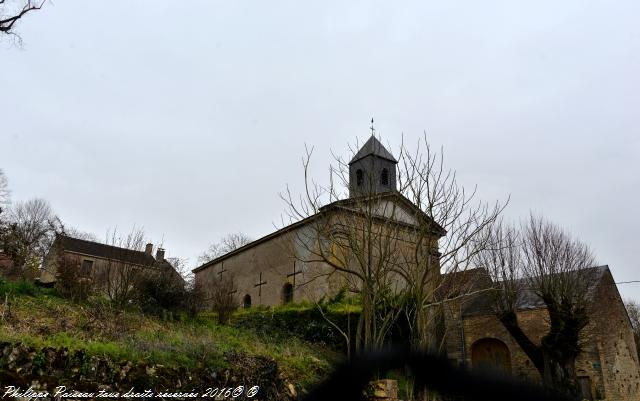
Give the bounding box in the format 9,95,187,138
590,269,640,401
194,226,335,308
449,269,640,401
0,342,294,401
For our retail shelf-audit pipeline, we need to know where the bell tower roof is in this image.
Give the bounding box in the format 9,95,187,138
348,135,397,197
349,136,397,165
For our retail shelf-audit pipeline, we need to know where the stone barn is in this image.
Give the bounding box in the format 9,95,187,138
442,266,640,401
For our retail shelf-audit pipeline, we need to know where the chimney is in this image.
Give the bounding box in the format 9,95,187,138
155,248,165,261
145,243,153,255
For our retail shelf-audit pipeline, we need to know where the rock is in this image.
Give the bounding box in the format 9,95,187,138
286,382,297,399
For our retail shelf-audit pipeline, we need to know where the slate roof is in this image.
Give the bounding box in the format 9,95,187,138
56,235,158,266
349,136,397,164
437,268,492,299
442,265,610,317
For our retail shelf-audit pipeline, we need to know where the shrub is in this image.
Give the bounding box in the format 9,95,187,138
134,267,206,319
232,303,360,353
55,256,93,302
135,268,185,317
208,275,238,324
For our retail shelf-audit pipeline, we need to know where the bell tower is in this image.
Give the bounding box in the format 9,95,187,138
348,133,397,198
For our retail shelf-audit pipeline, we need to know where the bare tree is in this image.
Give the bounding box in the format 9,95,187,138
198,232,253,265
3,198,56,277
625,299,640,362
395,136,507,352
475,215,597,397
207,272,238,324
281,135,506,355
64,226,98,242
282,144,413,353
0,0,43,40
0,169,10,208
99,227,150,309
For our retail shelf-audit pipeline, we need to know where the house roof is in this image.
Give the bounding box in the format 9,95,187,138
457,265,610,317
437,267,492,299
349,136,397,164
55,235,158,266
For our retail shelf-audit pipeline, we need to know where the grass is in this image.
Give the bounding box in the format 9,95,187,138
0,279,342,388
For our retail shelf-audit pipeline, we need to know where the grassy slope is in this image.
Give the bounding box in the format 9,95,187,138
0,280,342,388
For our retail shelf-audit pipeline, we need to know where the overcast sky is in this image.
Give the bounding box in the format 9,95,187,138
1,1,638,297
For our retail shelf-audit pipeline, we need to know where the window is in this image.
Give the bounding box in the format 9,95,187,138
81,259,93,276
381,168,389,186
243,294,252,308
356,169,363,186
282,283,293,303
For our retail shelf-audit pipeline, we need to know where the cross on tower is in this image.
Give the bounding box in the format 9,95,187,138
370,118,375,136
286,261,304,288
254,272,267,298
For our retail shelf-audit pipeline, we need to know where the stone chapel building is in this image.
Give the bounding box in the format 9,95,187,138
193,136,640,401
193,136,443,307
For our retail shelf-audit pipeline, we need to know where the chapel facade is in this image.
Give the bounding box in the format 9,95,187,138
193,136,443,307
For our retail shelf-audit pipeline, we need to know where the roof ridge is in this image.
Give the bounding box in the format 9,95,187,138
59,234,148,255
349,136,397,164
60,234,155,260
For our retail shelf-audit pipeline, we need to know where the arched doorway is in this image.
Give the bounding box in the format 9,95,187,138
242,294,252,308
471,338,512,374
282,283,293,303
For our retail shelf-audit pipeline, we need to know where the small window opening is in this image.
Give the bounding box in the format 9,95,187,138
381,168,389,186
243,294,252,308
81,259,93,276
356,169,363,186
282,283,293,303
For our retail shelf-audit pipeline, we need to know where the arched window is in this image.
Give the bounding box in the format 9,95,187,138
356,169,363,186
282,283,293,303
381,168,389,186
471,338,511,374
243,294,252,308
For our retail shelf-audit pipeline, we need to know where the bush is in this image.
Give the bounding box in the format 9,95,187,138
55,256,93,302
0,279,59,298
134,267,206,319
135,269,185,317
232,303,360,353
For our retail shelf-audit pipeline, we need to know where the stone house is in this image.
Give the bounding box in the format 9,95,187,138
40,235,183,289
442,266,640,401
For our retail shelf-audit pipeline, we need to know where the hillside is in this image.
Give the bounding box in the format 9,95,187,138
0,280,343,397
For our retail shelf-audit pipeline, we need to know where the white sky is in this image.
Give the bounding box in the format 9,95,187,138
1,1,639,298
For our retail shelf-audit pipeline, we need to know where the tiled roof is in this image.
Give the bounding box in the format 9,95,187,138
56,235,157,266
